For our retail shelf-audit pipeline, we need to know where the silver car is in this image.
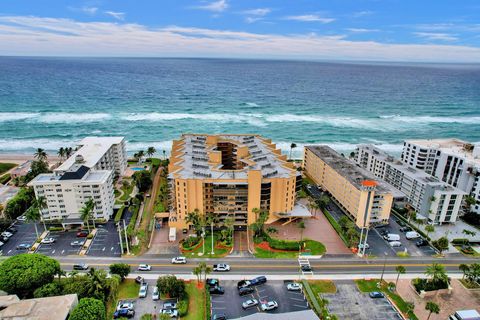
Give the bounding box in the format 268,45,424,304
242,299,258,309
138,283,148,298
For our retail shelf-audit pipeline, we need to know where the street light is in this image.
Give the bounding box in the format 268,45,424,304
379,252,388,287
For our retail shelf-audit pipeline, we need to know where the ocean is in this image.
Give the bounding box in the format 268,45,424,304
1,57,479,158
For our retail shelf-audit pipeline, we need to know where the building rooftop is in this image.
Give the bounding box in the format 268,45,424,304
56,136,124,172
306,145,392,193
0,294,78,320
28,169,111,185
406,138,480,164
233,310,318,320
171,134,296,180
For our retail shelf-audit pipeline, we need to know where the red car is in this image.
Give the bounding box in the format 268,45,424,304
76,231,89,237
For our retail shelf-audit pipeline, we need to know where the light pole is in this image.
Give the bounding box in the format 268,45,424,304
117,222,124,254
123,219,130,255
359,180,377,257
200,227,205,256
379,252,388,287
210,222,214,255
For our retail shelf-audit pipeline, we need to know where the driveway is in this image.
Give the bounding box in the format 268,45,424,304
1,221,38,255
87,222,122,257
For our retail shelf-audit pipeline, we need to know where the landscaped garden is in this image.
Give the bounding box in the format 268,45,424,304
181,233,232,258
254,238,326,258
0,162,16,175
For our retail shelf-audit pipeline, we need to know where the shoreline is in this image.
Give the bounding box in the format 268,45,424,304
0,153,60,165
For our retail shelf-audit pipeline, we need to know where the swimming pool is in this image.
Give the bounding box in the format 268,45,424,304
131,167,146,171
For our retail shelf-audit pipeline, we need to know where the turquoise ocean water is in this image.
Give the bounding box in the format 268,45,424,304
0,57,479,158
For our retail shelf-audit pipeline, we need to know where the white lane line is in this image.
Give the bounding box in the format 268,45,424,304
293,304,308,308
102,247,106,251
289,297,305,302
111,247,114,251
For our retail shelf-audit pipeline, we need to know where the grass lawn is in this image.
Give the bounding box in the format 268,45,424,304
0,163,16,175
254,240,326,259
183,282,206,320
309,280,337,295
355,279,418,320
107,279,140,319
154,200,165,213
183,234,231,258
120,181,134,201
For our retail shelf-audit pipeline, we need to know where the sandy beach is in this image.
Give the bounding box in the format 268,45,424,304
0,153,60,165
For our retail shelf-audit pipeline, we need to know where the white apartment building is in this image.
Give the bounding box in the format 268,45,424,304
27,136,127,223
56,136,127,178
355,145,466,224
402,139,480,214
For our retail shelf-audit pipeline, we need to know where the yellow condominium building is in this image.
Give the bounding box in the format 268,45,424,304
168,134,302,229
303,145,393,227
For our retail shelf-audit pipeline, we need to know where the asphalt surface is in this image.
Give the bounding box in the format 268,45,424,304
1,221,39,255
87,222,122,257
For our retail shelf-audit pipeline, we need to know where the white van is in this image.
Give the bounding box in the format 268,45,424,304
406,231,420,240
169,227,176,242
384,234,400,241
389,241,402,247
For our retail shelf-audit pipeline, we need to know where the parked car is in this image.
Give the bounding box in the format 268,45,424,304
41,237,55,244
16,215,26,222
76,230,89,237
171,256,187,264
6,227,17,233
163,302,178,310
237,280,251,289
211,314,227,320
369,292,384,298
406,231,420,240
206,278,220,288
0,241,4,248
16,243,31,250
1,231,13,238
238,286,254,296
384,234,400,241
209,286,225,295
416,239,428,247
138,283,148,298
242,299,259,309
379,229,389,236
400,226,413,233
389,241,402,247
138,264,152,271
161,308,178,318
358,243,370,250
116,301,134,311
152,286,160,301
213,264,231,272
396,219,406,227
260,300,278,311
301,265,312,272
70,240,85,246
113,309,135,319
1,236,9,243
73,263,89,270
135,276,144,284
250,276,267,285
286,283,302,291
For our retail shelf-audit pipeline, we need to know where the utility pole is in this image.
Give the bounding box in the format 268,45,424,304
123,219,130,255
202,227,205,255
379,252,388,286
211,222,214,255
117,222,124,254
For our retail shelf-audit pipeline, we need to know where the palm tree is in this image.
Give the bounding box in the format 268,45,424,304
34,148,47,161
206,212,218,254
80,198,95,233
146,147,156,158
137,150,145,162
289,143,297,160
65,147,73,158
57,147,65,162
459,264,470,280
204,264,212,283
85,198,96,229
425,301,440,320
25,205,41,238
425,225,435,239
193,266,202,284
298,220,306,242
425,263,448,285
36,196,48,231
395,265,406,288
162,150,166,160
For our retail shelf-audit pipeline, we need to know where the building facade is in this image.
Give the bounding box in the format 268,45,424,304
27,136,126,223
402,139,480,214
355,144,466,224
303,145,393,227
168,134,302,229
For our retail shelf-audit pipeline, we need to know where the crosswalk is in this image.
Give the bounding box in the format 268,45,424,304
298,257,313,275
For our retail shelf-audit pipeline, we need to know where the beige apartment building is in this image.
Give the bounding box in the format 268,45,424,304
303,145,393,227
168,134,302,229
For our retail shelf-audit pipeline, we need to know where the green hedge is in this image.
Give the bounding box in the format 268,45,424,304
266,235,301,251
177,299,188,317
0,173,11,184
412,278,449,293
451,238,469,244
49,227,64,232
114,206,125,223
323,209,350,246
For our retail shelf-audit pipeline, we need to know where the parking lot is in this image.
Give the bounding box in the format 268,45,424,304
87,221,122,257
36,229,83,256
1,221,38,256
210,280,310,319
324,281,402,320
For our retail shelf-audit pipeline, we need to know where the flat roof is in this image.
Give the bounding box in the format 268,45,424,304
28,169,111,185
171,134,295,180
306,145,391,193
233,310,318,320
0,294,78,320
56,136,124,172
406,138,480,164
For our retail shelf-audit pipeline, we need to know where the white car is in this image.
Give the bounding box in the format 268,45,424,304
260,300,278,311
152,286,160,301
41,237,55,244
138,283,148,298
213,264,231,272
389,241,402,247
406,231,420,240
171,256,187,264
242,299,259,309
17,215,26,222
358,243,370,250
1,232,13,238
0,241,4,247
161,309,178,318
286,283,302,291
117,301,134,311
138,264,152,271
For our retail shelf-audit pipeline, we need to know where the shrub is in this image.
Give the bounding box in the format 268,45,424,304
451,238,469,245
114,206,125,223
157,275,186,299
267,236,300,251
34,282,63,298
69,298,106,320
177,299,188,317
182,236,201,250
87,234,94,239
0,173,11,184
109,263,131,280
49,227,64,232
412,278,448,293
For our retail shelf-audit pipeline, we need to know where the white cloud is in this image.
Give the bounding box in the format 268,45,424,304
352,11,373,17
68,6,98,15
284,15,335,23
193,0,228,12
242,8,271,16
0,16,479,62
105,11,125,21
346,28,379,33
414,32,458,41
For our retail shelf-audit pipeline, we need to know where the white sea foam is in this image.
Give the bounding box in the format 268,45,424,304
0,138,74,151
36,113,112,123
120,113,267,127
0,112,39,122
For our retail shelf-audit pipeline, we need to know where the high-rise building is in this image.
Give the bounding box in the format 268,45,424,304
355,144,466,224
402,139,480,214
303,145,394,227
167,134,302,229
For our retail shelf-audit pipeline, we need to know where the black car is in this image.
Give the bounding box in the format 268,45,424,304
379,229,389,236
301,265,312,272
73,263,89,270
206,278,220,288
416,239,428,247
113,309,135,319
250,276,267,286
212,314,227,320
396,219,406,227
237,280,251,289
238,287,254,296
400,226,413,233
135,276,144,284
209,286,225,295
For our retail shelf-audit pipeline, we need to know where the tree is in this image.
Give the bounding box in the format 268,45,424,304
193,266,202,283
289,143,297,160
34,148,47,161
462,229,476,246
432,236,449,255
35,196,48,231
266,226,278,234
298,220,306,242
146,146,156,158
80,198,95,233
459,264,470,280
57,147,65,162
185,210,202,236
133,170,152,192
4,187,35,220
25,203,41,238
69,298,106,320
33,282,62,298
156,275,186,299
316,195,330,211
65,147,74,158
425,301,440,320
425,225,435,239
0,254,61,298
162,150,167,160
109,263,131,280
395,265,406,288
25,159,50,182
137,150,145,162
425,263,448,286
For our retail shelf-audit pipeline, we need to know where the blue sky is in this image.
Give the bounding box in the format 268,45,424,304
0,0,479,61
